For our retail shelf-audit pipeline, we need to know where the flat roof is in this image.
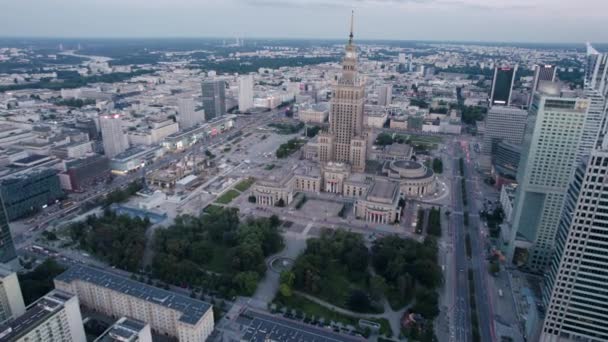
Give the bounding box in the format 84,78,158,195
239,310,365,342
95,317,148,342
368,180,399,200
0,290,74,340
55,265,212,326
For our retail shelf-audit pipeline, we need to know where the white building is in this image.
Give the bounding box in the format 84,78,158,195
298,103,329,124
238,74,254,112
54,265,214,342
178,98,203,130
0,289,86,342
99,114,129,159
0,266,25,324
378,85,392,106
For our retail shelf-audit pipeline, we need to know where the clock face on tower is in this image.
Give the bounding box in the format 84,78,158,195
346,51,355,59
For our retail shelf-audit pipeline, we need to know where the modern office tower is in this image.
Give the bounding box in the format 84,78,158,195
0,266,25,323
94,317,152,342
177,98,202,129
378,85,392,106
202,80,226,120
99,114,129,158
490,65,518,106
579,43,608,163
0,194,16,265
0,289,86,342
482,106,528,155
529,64,557,107
508,83,591,271
0,169,63,221
55,265,214,342
318,12,367,172
540,147,608,342
238,74,254,113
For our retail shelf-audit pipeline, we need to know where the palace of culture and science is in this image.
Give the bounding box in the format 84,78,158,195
251,13,438,225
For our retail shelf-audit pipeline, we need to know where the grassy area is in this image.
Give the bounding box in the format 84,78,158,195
234,178,255,192
203,204,224,215
274,294,393,336
215,189,241,204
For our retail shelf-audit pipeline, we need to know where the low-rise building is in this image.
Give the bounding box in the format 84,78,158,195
298,103,329,124
385,160,437,197
0,289,86,342
110,146,165,175
54,265,214,342
354,180,401,224
60,155,111,192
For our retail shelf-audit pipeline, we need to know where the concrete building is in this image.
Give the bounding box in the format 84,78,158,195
178,98,202,130
202,80,226,120
162,115,235,151
238,74,254,113
94,317,152,342
540,148,608,342
529,64,557,108
298,103,329,124
0,289,86,342
490,65,517,106
0,168,63,221
482,106,528,155
385,160,437,197
60,155,111,192
54,265,214,342
319,14,367,172
0,192,16,264
354,180,400,224
508,84,591,271
128,119,179,146
110,146,165,175
377,84,392,106
499,184,517,223
0,266,25,324
99,114,129,158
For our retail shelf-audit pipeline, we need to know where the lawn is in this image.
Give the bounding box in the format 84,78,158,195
274,294,393,336
215,189,241,204
234,178,255,192
203,204,224,215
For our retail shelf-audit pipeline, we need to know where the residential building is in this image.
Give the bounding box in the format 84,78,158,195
94,317,152,342
99,114,129,158
508,83,591,271
238,74,254,112
0,289,86,342
540,148,608,342
378,85,392,106
202,80,226,120
529,64,557,107
490,65,517,106
54,265,214,342
0,169,63,221
178,98,202,130
0,266,25,323
482,106,528,155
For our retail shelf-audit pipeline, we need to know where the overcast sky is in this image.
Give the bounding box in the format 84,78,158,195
1,0,607,43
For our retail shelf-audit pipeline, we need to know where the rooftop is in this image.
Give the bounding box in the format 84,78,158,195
94,317,148,342
368,180,399,200
55,265,212,326
0,290,74,341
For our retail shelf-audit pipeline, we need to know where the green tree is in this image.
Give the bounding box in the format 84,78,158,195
375,133,393,146
233,271,260,296
369,275,387,301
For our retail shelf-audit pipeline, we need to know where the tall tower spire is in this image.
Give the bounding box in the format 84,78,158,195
349,10,354,45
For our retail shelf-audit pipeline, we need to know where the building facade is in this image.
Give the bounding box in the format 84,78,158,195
482,106,528,155
0,169,64,221
0,290,86,342
490,65,517,106
238,74,254,112
540,148,608,342
529,64,557,108
94,317,152,342
54,265,214,342
178,98,202,130
377,85,392,106
202,80,226,120
0,267,25,324
508,86,591,271
99,114,129,158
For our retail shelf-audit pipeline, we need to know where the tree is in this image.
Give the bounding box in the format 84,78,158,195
369,275,387,301
347,289,372,313
279,271,295,297
233,271,260,296
432,158,443,174
375,133,393,146
412,288,439,319
18,259,66,305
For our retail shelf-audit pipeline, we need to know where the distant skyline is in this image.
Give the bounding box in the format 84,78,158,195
1,0,607,43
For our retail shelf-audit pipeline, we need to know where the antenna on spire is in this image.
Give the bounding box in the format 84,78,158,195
349,10,354,44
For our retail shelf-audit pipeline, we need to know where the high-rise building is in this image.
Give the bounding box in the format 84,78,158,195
0,289,86,342
0,169,64,221
99,114,129,158
508,83,591,271
490,65,518,106
318,12,367,172
0,266,25,323
202,80,226,120
238,74,254,113
55,265,214,342
482,106,528,155
540,147,608,342
177,98,203,129
529,64,557,107
0,193,16,265
378,85,392,106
